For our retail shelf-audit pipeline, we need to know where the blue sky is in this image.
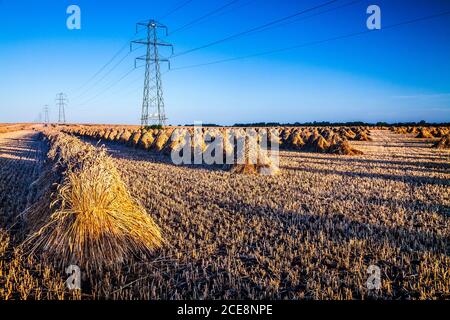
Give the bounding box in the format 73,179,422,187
1,0,449,125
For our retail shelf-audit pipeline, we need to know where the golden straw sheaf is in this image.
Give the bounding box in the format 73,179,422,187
23,131,163,272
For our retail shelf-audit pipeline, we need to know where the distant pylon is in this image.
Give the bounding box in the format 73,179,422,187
56,92,68,124
131,20,173,126
43,105,50,124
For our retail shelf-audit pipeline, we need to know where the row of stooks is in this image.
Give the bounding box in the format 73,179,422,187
62,126,369,157
22,126,371,275
21,130,163,273
20,126,365,276
391,126,450,149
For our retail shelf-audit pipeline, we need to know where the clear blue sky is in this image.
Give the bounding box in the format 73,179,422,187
1,0,449,125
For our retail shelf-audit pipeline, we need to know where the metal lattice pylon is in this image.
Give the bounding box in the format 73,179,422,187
131,20,173,126
56,92,68,124
43,105,50,124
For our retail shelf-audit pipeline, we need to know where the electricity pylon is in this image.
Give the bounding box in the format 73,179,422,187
131,20,173,126
56,92,68,124
43,105,50,124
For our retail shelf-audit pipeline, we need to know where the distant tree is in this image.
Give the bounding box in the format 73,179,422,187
143,125,163,130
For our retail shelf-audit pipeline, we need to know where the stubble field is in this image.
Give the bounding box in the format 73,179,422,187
0,126,448,300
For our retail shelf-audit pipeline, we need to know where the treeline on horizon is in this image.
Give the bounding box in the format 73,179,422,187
19,121,449,128
182,120,450,127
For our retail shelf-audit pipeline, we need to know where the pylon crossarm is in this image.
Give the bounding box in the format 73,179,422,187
131,39,148,45
136,56,170,63
137,20,167,28
132,40,173,49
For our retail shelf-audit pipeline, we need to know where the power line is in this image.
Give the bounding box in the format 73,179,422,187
99,73,144,101
171,0,340,58
69,0,337,110
254,0,362,35
72,21,172,113
66,6,450,121
168,0,240,35
160,0,195,20
74,70,172,113
70,43,129,95
72,45,143,102
171,10,450,71
74,67,141,108
71,1,194,102
70,30,147,96
78,70,170,111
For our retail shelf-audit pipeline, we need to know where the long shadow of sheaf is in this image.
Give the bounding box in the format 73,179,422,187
281,165,449,186
214,200,449,257
0,135,47,229
286,158,450,176
0,135,45,160
0,147,39,161
8,137,36,142
391,154,450,162
336,193,449,220
386,144,434,149
392,140,437,144
288,154,450,171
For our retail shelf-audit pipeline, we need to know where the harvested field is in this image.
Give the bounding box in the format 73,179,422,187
0,124,35,135
0,127,449,300
80,128,449,299
0,130,79,300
